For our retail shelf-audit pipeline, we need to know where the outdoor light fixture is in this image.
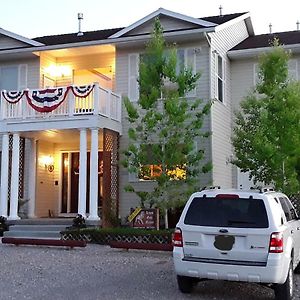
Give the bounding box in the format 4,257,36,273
41,155,54,172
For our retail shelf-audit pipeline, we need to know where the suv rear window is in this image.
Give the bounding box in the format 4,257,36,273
184,197,269,228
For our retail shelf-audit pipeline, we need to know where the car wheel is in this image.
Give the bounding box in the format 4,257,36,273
177,275,196,293
274,262,294,300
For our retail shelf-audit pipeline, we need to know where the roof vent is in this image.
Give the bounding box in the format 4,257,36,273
269,23,272,34
297,20,300,31
219,5,223,17
77,13,84,36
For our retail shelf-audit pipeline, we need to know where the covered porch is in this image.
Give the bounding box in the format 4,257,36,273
0,127,119,222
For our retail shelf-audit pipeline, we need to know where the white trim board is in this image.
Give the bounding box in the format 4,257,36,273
109,7,217,39
0,28,44,47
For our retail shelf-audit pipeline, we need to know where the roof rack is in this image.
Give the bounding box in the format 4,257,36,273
201,186,221,191
259,187,275,193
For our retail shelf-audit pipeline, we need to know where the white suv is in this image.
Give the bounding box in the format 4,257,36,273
173,188,300,300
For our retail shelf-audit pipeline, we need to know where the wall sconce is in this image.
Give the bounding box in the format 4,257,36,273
41,155,54,172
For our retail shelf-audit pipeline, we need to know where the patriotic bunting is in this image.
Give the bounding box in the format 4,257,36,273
1,90,24,104
70,84,94,98
2,84,95,113
25,87,70,113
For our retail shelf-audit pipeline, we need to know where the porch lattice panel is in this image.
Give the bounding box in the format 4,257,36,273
103,129,119,223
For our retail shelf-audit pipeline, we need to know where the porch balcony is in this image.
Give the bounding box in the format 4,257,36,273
0,82,122,134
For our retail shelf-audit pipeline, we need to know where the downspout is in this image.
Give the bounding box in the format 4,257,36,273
204,32,214,186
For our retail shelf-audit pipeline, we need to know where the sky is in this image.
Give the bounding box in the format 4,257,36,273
1,0,300,38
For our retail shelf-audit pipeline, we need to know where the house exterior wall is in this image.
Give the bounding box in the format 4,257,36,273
115,39,213,219
0,35,29,50
35,140,58,217
208,20,249,188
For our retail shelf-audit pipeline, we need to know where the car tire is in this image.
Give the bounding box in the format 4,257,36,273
294,261,300,274
177,275,196,293
274,262,294,300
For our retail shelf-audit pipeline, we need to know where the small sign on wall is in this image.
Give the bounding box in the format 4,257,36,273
131,208,159,230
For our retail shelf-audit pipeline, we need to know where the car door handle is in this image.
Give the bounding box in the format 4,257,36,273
291,230,294,234
297,227,300,230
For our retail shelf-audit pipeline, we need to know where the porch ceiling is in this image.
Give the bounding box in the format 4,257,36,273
21,129,104,144
35,44,115,58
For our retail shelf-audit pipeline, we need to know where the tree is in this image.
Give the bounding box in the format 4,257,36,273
232,40,300,195
122,18,211,218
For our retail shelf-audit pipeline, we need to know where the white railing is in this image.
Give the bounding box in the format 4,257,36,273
0,83,122,122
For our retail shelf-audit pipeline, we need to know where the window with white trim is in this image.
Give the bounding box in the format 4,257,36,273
128,49,196,102
215,53,225,102
0,64,27,91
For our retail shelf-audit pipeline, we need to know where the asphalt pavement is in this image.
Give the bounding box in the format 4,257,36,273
0,243,299,300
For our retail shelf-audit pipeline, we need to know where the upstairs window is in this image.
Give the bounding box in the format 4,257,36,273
128,48,196,102
215,53,225,102
0,64,27,91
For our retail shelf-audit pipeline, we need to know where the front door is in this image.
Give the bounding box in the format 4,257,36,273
61,152,103,214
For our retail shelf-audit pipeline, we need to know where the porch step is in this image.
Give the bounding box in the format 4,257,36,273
3,222,71,240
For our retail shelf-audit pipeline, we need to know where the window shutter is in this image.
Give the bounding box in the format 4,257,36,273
128,54,139,102
288,59,298,81
253,63,260,85
186,48,197,97
18,64,28,90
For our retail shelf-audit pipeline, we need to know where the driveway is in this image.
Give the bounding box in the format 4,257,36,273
0,243,299,300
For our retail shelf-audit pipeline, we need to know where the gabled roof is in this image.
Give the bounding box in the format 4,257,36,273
31,10,250,47
231,31,300,51
0,28,44,47
200,12,248,25
108,7,217,39
33,28,123,46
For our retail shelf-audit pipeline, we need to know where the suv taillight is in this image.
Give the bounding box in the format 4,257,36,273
269,232,284,253
172,228,183,247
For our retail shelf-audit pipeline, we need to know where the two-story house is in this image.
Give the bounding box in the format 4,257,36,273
0,8,297,222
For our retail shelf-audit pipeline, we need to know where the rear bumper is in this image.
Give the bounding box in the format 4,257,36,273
173,247,289,284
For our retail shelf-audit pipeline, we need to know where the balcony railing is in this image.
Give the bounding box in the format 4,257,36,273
0,83,122,122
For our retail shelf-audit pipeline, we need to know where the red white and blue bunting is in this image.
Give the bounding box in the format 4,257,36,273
1,90,24,104
2,84,96,113
25,87,69,113
70,84,94,98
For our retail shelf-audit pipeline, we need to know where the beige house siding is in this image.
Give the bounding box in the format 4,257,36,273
208,20,249,188
0,35,30,50
35,140,58,217
116,40,213,219
126,15,198,36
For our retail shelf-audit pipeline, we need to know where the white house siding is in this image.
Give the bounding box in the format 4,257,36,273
0,35,29,50
126,15,198,36
115,40,212,220
208,20,249,188
35,140,58,217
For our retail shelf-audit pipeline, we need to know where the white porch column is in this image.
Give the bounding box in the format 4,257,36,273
28,138,37,218
0,134,9,217
88,128,100,221
78,129,87,218
8,133,20,220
